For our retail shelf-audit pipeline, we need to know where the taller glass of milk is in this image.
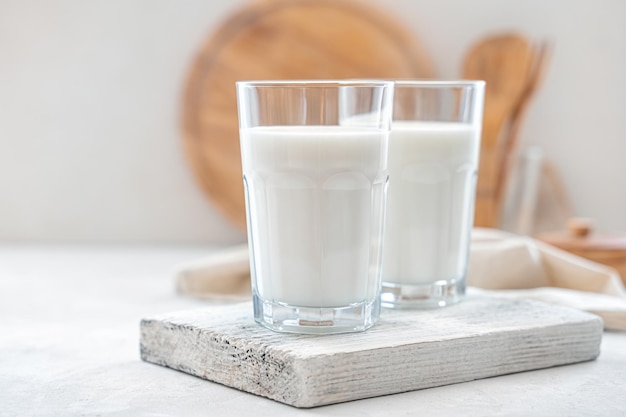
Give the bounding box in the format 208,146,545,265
382,81,485,309
236,80,394,334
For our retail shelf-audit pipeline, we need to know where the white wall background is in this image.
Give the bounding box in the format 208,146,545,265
1,0,625,244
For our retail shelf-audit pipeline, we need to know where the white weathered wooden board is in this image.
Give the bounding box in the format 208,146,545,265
140,295,602,408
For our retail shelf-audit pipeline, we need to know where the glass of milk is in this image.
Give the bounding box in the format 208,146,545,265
236,80,394,334
381,81,485,309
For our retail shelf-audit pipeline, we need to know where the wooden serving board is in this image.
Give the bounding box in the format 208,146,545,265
140,295,602,408
182,0,434,229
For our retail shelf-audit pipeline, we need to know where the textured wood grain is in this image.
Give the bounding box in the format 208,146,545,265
140,296,602,408
181,0,434,229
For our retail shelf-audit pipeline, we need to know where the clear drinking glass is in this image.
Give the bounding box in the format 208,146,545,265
381,81,485,309
236,80,394,334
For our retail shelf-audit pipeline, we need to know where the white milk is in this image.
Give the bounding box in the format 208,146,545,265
240,126,388,307
383,121,480,285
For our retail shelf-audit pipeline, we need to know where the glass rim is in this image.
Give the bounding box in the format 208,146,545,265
236,79,395,88
394,79,485,88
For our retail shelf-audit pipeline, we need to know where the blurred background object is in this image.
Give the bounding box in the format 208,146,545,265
1,0,625,244
463,33,535,228
463,33,551,229
182,0,433,229
538,218,626,285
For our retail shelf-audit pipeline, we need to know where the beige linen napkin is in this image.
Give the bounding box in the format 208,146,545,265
176,244,251,301
175,228,626,330
468,228,626,330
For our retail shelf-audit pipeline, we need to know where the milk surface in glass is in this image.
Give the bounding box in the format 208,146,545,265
241,125,388,308
383,121,479,285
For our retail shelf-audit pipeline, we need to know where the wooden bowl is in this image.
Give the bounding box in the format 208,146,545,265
538,218,626,285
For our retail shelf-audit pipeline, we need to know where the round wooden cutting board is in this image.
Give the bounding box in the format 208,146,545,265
182,0,434,229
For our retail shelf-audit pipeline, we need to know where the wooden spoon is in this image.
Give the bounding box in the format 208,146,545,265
495,41,551,210
462,33,534,227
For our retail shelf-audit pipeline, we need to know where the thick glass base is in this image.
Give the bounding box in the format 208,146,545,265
253,293,380,334
381,279,465,309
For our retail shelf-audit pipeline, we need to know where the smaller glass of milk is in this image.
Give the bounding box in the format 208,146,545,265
381,81,485,309
236,80,394,334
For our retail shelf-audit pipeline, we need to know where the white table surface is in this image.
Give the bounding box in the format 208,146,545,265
1,245,625,417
